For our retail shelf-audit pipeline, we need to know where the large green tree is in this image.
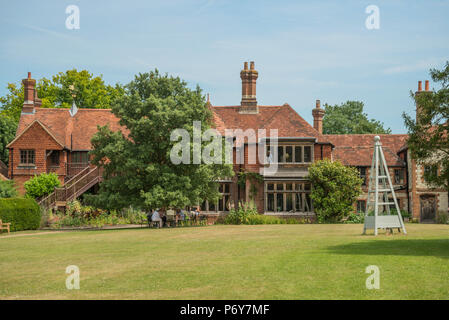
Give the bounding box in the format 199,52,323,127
322,101,391,134
403,61,449,190
88,70,233,210
0,69,124,122
0,115,17,165
309,159,362,223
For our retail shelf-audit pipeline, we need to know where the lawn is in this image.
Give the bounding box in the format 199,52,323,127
0,224,448,299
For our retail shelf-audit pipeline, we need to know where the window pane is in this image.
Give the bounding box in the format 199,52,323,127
224,184,230,193
267,194,274,211
295,183,302,191
286,183,292,191
285,146,293,163
357,200,366,213
267,183,274,191
305,194,312,211
286,194,293,212
277,146,284,163
296,193,303,212
359,167,366,185
50,151,59,165
276,194,284,212
218,197,224,211
276,183,284,191
209,202,216,212
295,146,302,162
304,183,311,191
224,195,230,212
304,146,312,162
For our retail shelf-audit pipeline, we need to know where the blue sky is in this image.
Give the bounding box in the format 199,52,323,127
1,0,448,133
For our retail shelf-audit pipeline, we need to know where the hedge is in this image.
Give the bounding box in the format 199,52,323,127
0,198,41,232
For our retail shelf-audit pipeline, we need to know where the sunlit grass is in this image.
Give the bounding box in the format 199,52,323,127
0,224,448,299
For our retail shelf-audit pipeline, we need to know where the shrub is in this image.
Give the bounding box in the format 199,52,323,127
0,198,41,231
0,180,18,198
309,160,362,223
344,212,365,224
24,173,61,199
389,208,410,219
436,210,449,224
224,201,258,224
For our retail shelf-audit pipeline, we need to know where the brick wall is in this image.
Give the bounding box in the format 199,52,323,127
9,121,65,194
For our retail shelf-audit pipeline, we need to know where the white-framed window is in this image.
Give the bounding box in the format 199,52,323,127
266,145,313,164
265,181,312,213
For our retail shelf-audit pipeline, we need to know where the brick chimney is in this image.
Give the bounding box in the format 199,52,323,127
239,61,258,114
312,99,325,134
22,72,40,114
415,80,430,121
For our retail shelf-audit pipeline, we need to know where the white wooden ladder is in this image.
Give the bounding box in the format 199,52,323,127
363,136,407,235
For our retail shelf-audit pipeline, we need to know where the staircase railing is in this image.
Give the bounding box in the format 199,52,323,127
39,166,101,210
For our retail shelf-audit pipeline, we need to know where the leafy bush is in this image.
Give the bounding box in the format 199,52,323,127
48,200,147,229
0,198,41,231
0,180,18,198
224,201,258,224
24,173,61,199
309,160,362,223
344,212,364,224
223,201,303,225
389,208,410,219
436,211,449,224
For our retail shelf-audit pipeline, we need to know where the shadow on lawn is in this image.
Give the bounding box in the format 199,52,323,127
327,239,449,259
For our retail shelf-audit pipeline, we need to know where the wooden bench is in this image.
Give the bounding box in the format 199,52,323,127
0,219,11,234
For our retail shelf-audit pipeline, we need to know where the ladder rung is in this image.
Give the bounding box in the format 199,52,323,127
378,189,391,192
377,202,395,205
378,176,388,179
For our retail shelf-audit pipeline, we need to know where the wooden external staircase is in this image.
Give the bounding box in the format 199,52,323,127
39,166,101,210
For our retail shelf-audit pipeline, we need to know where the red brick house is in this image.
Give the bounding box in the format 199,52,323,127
6,66,447,222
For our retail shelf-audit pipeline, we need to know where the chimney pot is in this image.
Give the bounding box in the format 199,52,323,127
22,72,37,114
418,81,422,92
312,99,325,134
425,80,430,91
240,61,258,113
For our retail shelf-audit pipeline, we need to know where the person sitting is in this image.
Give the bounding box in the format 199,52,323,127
160,208,167,227
166,207,175,227
151,209,162,228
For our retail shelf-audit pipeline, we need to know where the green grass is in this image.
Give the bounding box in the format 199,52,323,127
0,224,448,299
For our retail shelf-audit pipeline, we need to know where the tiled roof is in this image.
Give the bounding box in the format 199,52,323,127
325,134,408,167
13,108,125,150
211,104,332,143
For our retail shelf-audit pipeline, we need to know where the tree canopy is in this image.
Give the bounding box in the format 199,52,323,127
403,61,449,190
0,69,124,122
322,100,391,134
87,70,234,210
0,115,17,165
